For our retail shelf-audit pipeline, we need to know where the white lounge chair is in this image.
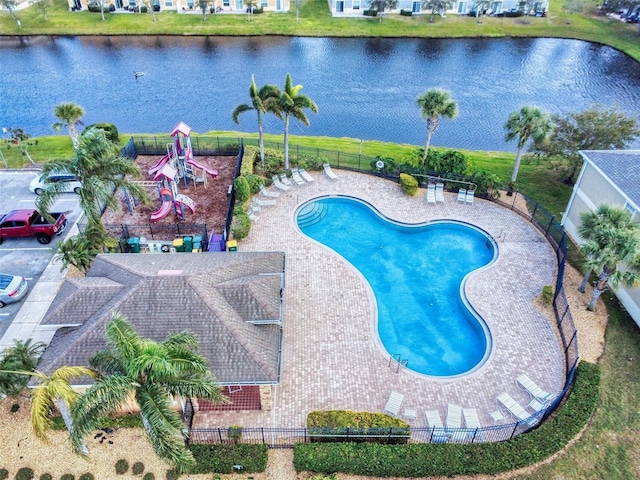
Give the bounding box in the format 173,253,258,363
496,392,536,426
457,188,467,202
404,407,417,421
425,409,448,443
323,163,338,180
446,404,467,442
516,374,555,402
463,407,484,441
253,197,277,207
259,184,280,198
383,391,404,417
290,169,305,186
426,184,436,204
465,189,475,205
247,207,259,222
271,175,290,191
299,168,315,183
279,173,292,186
435,183,445,203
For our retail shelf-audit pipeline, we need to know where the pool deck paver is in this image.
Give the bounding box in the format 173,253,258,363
196,170,564,432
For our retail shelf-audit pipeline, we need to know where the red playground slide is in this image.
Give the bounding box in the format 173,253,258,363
187,158,219,178
150,188,173,222
148,153,171,176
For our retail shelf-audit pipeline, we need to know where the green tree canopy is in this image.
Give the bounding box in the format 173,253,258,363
71,313,228,472
416,89,458,164
52,103,85,150
578,204,640,311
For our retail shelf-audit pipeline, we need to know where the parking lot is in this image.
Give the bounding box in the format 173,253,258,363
0,171,82,337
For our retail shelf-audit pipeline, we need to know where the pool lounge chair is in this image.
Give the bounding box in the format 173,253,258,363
516,374,555,403
465,189,475,205
259,184,280,198
253,197,277,207
299,168,315,183
446,404,468,442
279,173,292,186
323,163,338,180
496,392,536,427
291,169,305,186
457,188,467,202
383,391,404,417
426,184,436,204
271,175,290,192
425,409,448,443
404,407,417,421
247,206,259,222
435,183,445,203
463,407,484,441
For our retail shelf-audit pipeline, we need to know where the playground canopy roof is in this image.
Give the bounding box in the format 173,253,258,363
36,252,285,386
171,121,192,137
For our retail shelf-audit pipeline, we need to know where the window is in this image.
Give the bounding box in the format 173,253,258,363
457,1,467,13
353,0,360,9
223,0,230,6
164,0,172,6
261,0,268,6
625,202,637,220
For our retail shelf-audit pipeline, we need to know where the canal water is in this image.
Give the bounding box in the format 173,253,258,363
1,35,639,150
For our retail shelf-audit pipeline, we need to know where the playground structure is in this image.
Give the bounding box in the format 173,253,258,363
149,163,196,222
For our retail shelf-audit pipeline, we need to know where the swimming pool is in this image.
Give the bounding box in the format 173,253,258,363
296,196,496,377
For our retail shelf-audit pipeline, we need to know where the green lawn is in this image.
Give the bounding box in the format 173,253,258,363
2,0,640,62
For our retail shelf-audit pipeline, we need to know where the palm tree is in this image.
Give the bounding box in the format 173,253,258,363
232,75,282,168
278,73,318,170
416,89,458,164
577,204,640,311
36,128,151,246
52,103,85,150
0,339,46,397
0,366,97,453
504,105,553,187
71,313,228,472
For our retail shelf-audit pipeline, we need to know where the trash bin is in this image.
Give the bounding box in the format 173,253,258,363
173,238,185,253
192,235,202,252
183,236,193,252
226,240,238,252
127,237,140,253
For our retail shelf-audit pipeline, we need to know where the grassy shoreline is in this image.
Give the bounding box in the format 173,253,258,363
2,0,640,61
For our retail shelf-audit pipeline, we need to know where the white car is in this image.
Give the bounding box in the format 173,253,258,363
29,172,82,196
0,274,28,308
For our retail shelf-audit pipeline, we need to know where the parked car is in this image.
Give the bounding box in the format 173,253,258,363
29,172,82,196
0,209,68,244
0,273,28,307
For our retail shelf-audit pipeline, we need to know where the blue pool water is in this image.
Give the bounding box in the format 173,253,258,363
296,196,496,377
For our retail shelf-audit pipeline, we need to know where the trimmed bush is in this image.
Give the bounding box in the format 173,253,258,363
542,285,553,305
15,468,34,480
52,413,142,430
83,123,119,142
188,444,268,474
228,425,243,443
294,362,600,476
59,475,74,480
78,474,93,480
399,173,418,196
243,174,264,194
234,176,251,203
400,9,412,15
308,410,410,444
10,403,19,413
363,9,377,16
231,207,251,240
165,470,178,480
131,462,145,475
38,475,52,480
241,145,259,175
115,459,129,475
142,474,155,480
0,469,8,480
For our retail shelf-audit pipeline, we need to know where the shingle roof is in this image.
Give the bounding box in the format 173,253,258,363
581,150,640,208
37,252,285,385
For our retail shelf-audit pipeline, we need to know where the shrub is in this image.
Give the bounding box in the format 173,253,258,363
87,3,109,12
307,410,410,444
38,475,51,480
142,474,155,480
470,169,501,198
363,9,377,16
228,425,243,443
15,468,34,480
243,174,264,194
231,207,251,240
263,149,286,172
399,173,418,196
188,444,268,474
241,146,259,175
541,285,553,305
400,9,412,15
0,469,8,480
78,474,94,480
59,475,74,480
10,403,19,413
295,362,600,476
234,176,251,203
115,459,129,475
83,123,119,143
141,5,148,12
165,470,178,480
131,462,145,475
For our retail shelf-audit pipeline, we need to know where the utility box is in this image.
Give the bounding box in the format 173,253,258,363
183,236,193,252
226,240,238,252
127,237,140,253
192,235,203,252
173,238,185,253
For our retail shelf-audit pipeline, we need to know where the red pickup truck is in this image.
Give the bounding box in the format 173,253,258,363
0,209,68,245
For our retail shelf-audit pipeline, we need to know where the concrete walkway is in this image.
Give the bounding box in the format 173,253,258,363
196,170,565,431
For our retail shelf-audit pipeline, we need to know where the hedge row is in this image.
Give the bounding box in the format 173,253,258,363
294,361,600,477
188,444,268,474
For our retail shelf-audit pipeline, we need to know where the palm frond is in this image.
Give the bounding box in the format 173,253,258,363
30,385,54,442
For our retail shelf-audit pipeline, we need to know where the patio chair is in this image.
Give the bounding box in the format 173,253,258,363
291,169,305,186
253,197,277,207
496,392,536,427
435,183,445,203
465,189,475,205
323,163,338,180
426,184,436,204
271,175,290,192
425,409,449,443
299,168,315,183
457,188,467,202
383,391,404,417
463,407,484,441
516,374,555,402
247,206,259,222
280,173,292,186
404,407,417,421
259,183,280,198
489,408,505,424
446,404,467,441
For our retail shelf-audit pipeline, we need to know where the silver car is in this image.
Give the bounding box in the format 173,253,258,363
0,274,28,308
29,172,82,196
